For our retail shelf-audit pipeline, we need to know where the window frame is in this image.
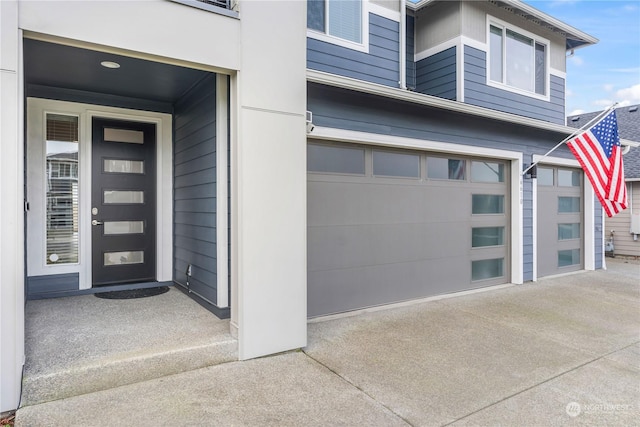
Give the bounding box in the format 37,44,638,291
307,0,370,53
486,16,551,101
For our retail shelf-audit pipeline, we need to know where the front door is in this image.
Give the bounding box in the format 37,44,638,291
91,118,156,286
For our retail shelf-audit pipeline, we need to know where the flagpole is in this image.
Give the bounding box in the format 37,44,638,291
522,103,618,177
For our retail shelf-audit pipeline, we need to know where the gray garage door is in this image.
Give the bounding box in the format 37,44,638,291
307,141,510,317
537,166,583,278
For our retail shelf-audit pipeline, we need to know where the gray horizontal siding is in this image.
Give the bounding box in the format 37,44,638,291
416,46,456,100
173,74,218,305
406,15,416,90
27,273,79,299
308,82,586,281
307,13,400,87
464,46,565,125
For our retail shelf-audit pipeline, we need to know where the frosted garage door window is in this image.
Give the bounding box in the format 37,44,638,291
472,258,504,281
537,167,553,186
427,157,465,180
471,161,505,183
558,197,580,213
558,169,581,187
472,227,505,247
104,251,144,266
308,144,365,175
558,249,580,267
104,190,144,204
373,151,420,178
558,223,580,240
472,195,505,214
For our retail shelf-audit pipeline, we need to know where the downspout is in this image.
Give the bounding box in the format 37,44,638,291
399,0,407,89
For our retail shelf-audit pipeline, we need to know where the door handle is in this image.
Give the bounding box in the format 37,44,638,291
92,220,103,226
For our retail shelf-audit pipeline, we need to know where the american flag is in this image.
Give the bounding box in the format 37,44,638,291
567,110,627,217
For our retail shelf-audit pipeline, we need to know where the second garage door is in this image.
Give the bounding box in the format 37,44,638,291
307,141,510,317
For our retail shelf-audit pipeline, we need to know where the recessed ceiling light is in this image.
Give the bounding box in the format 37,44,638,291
101,61,120,69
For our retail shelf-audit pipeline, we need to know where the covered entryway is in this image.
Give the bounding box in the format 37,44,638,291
536,166,584,277
307,141,510,317
23,38,230,315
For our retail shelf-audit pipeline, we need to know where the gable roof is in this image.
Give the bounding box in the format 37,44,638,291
407,0,598,51
567,105,640,179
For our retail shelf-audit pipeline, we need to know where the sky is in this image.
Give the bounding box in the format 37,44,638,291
524,0,640,115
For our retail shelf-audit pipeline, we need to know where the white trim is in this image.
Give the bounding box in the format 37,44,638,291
456,39,464,102
415,35,485,63
532,154,578,168
531,155,596,274
399,0,406,90
312,126,521,159
512,161,524,284
486,15,551,102
531,175,538,281
310,126,524,286
550,68,566,79
216,74,229,308
415,38,459,62
307,69,580,135
306,0,370,54
369,2,401,22
26,98,172,288
584,180,596,271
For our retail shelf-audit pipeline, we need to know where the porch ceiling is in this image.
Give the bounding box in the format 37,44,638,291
24,39,210,104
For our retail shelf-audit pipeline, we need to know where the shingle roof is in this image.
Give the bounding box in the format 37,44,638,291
567,105,640,179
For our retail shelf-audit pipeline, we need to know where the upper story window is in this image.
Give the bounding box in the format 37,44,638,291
488,18,549,98
308,0,368,51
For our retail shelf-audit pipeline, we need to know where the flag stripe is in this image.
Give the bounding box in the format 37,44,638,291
566,110,627,218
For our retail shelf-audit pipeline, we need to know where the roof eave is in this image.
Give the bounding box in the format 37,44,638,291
407,0,598,51
308,69,576,135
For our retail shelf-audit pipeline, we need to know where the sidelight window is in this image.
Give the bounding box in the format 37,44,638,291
45,113,80,265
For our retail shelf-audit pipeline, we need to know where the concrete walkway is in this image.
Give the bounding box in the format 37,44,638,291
16,259,639,426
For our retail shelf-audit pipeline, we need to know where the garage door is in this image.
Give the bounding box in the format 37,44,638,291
307,141,510,317
537,166,583,278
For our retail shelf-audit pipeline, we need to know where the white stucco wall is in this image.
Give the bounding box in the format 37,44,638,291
232,0,308,359
0,0,25,413
18,0,240,73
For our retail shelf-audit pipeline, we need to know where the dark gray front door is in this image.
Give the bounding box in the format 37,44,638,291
92,118,156,286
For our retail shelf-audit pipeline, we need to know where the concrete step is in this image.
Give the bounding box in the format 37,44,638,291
21,287,237,407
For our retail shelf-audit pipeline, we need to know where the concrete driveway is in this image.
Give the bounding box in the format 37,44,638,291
16,259,639,426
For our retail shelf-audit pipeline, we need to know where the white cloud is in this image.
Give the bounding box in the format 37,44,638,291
593,99,614,107
568,109,585,116
615,84,640,103
568,55,584,66
608,67,640,73
603,84,614,92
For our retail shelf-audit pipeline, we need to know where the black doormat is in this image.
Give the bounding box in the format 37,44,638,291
94,286,170,300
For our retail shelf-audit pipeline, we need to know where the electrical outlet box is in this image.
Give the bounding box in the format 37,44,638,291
631,214,640,234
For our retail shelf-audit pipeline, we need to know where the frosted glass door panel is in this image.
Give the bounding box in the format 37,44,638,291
104,190,144,204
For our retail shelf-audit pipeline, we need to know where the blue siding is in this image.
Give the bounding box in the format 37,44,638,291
594,199,603,269
173,74,218,305
307,13,400,87
27,273,79,299
416,46,457,100
464,46,565,125
308,82,590,280
405,15,416,90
